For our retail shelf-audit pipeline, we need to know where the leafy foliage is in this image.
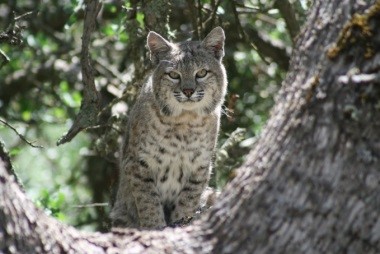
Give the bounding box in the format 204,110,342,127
0,0,307,231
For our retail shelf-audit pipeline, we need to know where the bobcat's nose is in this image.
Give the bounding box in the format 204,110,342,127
182,88,195,98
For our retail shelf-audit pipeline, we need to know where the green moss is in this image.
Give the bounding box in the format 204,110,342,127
327,1,380,59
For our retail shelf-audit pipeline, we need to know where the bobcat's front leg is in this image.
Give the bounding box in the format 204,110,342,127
171,164,210,223
129,160,166,228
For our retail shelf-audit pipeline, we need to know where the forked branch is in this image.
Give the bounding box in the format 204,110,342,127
57,0,102,146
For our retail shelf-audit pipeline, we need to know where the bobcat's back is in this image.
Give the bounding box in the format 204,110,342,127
111,27,227,228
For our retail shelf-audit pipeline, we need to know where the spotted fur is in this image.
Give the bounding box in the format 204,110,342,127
110,27,227,229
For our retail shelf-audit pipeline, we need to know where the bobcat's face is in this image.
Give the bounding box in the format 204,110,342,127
149,28,227,116
165,66,207,105
152,47,226,116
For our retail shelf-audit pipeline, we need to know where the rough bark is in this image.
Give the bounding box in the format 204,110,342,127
1,0,380,253
203,1,380,253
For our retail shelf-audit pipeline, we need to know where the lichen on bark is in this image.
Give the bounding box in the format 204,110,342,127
327,0,380,59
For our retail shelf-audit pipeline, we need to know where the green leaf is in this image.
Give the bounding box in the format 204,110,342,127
22,111,32,121
9,147,21,156
136,12,144,27
59,81,69,92
53,108,66,119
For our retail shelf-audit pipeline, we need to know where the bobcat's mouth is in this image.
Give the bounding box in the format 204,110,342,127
173,90,204,103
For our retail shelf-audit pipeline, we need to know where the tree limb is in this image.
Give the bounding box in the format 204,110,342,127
0,11,35,70
57,0,102,146
244,25,291,70
0,147,210,252
274,0,300,43
230,2,291,70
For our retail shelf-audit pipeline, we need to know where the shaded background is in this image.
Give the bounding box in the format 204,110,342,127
0,0,309,231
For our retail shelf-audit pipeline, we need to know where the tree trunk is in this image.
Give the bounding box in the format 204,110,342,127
1,0,380,253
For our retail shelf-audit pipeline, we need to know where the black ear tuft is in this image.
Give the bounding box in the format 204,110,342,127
147,32,172,64
201,27,225,61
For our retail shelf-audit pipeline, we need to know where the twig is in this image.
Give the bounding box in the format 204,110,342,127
231,0,245,40
210,0,221,27
0,49,10,70
95,58,126,83
197,0,203,35
233,0,261,11
72,202,108,208
14,11,35,21
186,0,201,39
86,124,122,135
0,10,36,70
0,119,43,148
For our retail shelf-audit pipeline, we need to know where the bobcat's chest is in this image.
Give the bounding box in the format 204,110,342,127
141,114,215,203
154,148,196,202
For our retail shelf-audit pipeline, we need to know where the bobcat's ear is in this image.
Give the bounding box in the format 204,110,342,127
147,31,172,64
201,27,225,61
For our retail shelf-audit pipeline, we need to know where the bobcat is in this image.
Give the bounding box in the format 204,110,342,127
110,27,227,229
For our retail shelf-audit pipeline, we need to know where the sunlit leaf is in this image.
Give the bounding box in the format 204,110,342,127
22,111,32,121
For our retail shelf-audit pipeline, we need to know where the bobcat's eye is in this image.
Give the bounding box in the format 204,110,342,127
168,71,180,79
196,69,208,78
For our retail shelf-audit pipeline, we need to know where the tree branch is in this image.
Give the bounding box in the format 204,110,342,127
186,0,201,40
244,25,291,70
274,0,300,43
0,146,210,252
197,0,204,35
0,11,36,70
209,0,221,29
0,49,10,70
0,119,43,148
57,0,102,146
0,11,35,45
230,2,291,70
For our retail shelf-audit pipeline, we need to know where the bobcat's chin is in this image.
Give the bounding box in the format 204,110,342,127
160,101,205,117
178,99,217,116
179,101,202,110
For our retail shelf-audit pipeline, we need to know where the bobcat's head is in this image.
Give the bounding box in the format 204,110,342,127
147,27,227,116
